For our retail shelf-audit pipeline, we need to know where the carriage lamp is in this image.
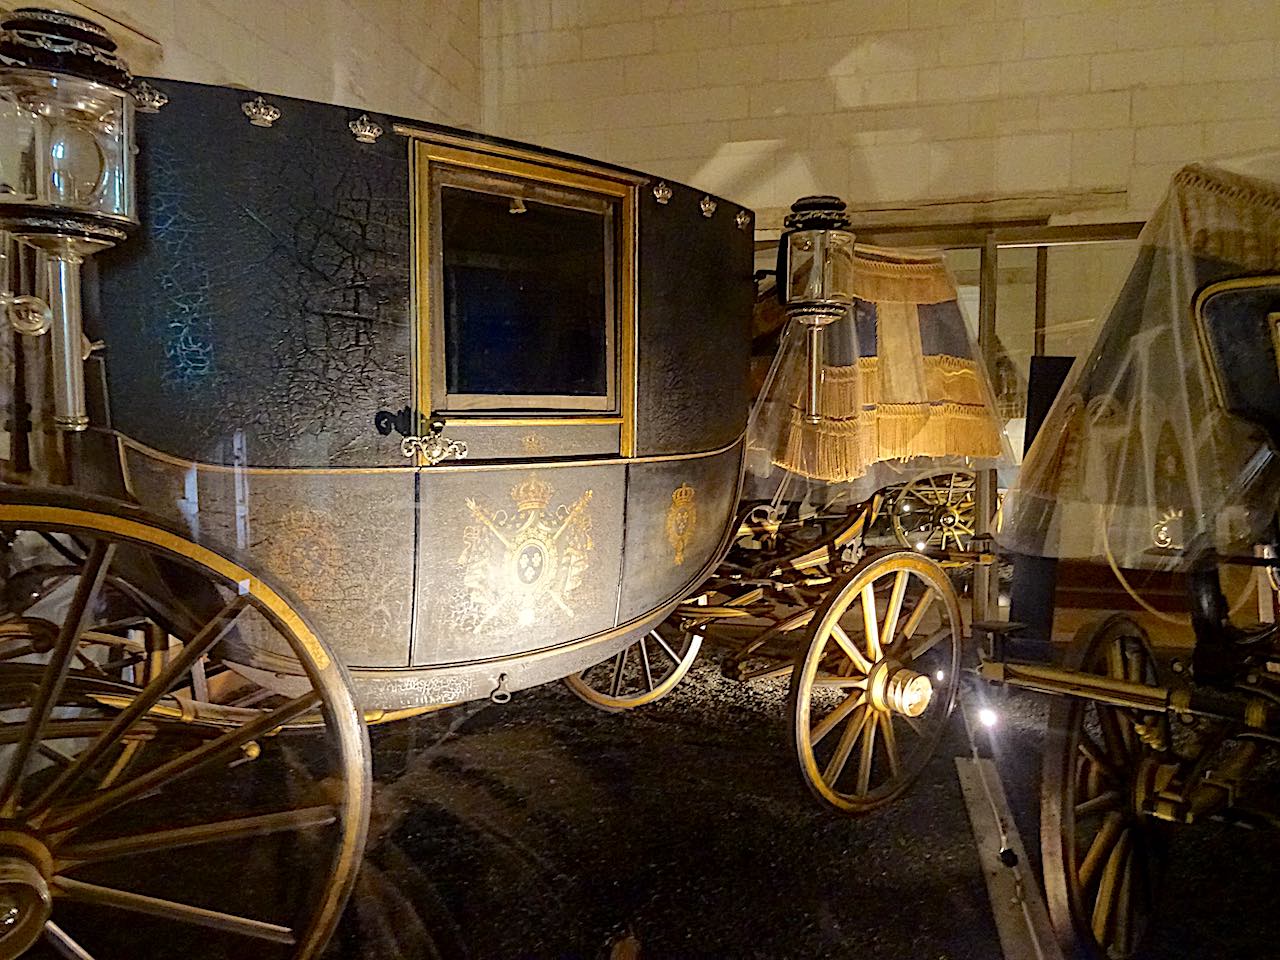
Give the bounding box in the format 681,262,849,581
0,7,138,431
776,195,857,424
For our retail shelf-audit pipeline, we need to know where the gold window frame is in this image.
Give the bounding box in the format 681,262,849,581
408,136,639,457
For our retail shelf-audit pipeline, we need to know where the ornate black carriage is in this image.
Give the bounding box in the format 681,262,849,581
0,9,752,957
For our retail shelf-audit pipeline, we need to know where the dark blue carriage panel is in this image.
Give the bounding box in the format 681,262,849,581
410,463,626,667
618,443,743,623
119,446,417,668
91,79,412,469
636,180,753,456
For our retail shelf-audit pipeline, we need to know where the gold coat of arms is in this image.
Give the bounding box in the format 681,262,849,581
457,475,594,630
666,483,697,565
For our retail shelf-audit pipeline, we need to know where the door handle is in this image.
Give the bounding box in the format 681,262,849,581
374,407,467,464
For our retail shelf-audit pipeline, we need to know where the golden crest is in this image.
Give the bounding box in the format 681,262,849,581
665,483,697,565
258,508,341,601
457,474,594,630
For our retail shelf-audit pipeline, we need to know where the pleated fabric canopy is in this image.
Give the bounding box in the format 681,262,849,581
749,244,1006,501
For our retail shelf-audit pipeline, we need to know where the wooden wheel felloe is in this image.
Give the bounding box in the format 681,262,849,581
0,503,370,960
1041,615,1167,960
789,551,962,814
564,620,701,713
891,471,976,553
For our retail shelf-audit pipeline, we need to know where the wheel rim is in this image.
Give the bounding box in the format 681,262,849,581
564,620,701,712
0,504,369,960
790,552,962,813
891,472,976,553
1042,616,1166,960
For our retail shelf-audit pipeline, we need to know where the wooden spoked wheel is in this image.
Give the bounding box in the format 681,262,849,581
891,471,976,553
1042,615,1167,960
564,621,701,713
790,551,962,814
0,503,369,960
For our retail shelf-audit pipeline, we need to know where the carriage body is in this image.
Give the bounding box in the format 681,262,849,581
1,79,754,711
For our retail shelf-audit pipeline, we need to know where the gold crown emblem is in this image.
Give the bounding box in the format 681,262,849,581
671,483,695,506
349,113,383,143
241,95,281,128
512,475,553,513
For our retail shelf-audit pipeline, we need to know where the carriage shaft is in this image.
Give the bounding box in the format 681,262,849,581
978,660,1280,733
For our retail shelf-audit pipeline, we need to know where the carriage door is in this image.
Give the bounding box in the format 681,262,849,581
405,137,637,669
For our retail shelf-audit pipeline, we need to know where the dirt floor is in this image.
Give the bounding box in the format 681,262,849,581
325,653,1280,960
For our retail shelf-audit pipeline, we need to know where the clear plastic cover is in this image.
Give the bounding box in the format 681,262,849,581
746,244,1008,507
998,154,1280,570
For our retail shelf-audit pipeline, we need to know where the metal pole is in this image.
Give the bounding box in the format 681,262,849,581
43,245,88,432
1033,246,1048,357
974,235,999,623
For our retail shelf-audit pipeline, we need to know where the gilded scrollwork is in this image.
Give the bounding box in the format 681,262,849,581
456,475,594,631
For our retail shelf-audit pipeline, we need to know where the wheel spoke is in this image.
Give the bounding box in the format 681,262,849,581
1090,827,1131,946
1078,734,1122,784
638,638,655,691
822,704,869,787
879,713,900,779
899,589,937,647
44,690,321,834
651,630,683,664
860,584,881,662
1114,837,1135,956
0,541,115,811
1098,705,1130,765
810,675,867,689
53,876,296,944
1078,810,1124,891
811,691,865,746
880,571,909,652
829,623,872,675
1075,790,1122,819
856,710,879,795
24,596,251,816
609,648,627,698
59,805,337,865
45,920,97,960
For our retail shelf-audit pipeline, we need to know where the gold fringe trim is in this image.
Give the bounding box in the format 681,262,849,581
774,402,1003,483
817,357,991,408
771,357,1004,482
1171,163,1280,273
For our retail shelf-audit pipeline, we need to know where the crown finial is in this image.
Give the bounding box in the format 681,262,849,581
349,113,382,143
653,181,672,204
700,196,717,218
131,79,168,112
242,95,280,128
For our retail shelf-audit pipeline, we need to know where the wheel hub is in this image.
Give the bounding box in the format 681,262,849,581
866,659,933,717
0,829,53,960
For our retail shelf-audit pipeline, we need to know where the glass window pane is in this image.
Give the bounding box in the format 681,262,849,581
1043,240,1140,360
440,182,614,407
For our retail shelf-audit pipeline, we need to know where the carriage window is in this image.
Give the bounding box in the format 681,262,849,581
431,164,620,413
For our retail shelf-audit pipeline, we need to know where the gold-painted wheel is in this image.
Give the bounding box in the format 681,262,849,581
564,620,701,713
789,551,962,814
891,471,976,553
1042,616,1168,960
0,502,370,960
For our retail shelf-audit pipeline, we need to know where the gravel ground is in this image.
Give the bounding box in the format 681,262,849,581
325,653,1280,960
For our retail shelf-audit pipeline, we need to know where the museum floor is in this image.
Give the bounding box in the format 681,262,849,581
323,654,1280,960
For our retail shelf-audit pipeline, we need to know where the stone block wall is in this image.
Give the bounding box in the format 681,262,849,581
480,0,1280,227
75,0,482,128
